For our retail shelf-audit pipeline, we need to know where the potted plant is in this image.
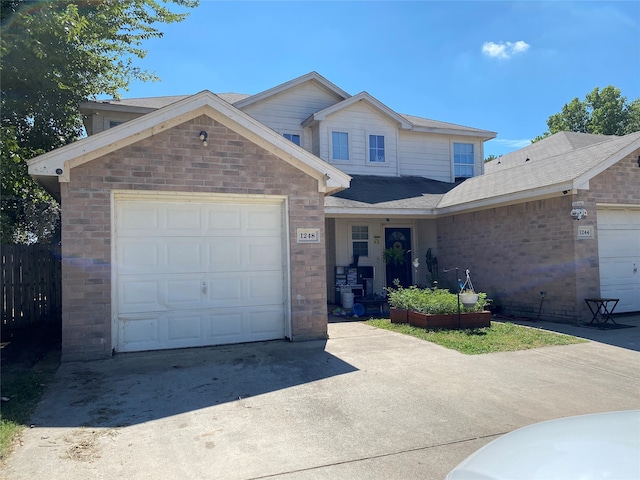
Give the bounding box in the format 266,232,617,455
386,280,410,323
459,290,479,307
458,269,478,307
383,247,406,266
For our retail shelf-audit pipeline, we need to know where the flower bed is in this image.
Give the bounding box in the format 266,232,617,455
387,282,491,330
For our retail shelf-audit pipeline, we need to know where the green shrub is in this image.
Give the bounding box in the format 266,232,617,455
386,281,489,314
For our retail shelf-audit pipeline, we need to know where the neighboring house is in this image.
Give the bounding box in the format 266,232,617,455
28,72,639,360
439,131,640,320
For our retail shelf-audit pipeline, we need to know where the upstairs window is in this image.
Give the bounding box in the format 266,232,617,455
283,133,301,146
454,143,475,178
108,120,123,128
331,131,349,160
369,135,385,162
352,225,369,257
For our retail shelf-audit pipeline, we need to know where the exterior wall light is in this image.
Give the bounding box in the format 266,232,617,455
199,131,208,147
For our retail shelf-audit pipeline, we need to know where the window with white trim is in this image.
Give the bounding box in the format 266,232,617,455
454,143,474,178
331,131,349,160
369,135,385,162
108,120,124,129
351,225,369,257
283,133,301,146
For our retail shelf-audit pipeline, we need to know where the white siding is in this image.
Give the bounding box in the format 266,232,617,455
311,124,320,157
399,131,453,181
321,102,398,176
241,82,343,147
89,111,144,135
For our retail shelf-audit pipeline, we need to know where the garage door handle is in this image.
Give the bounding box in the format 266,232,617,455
202,282,207,294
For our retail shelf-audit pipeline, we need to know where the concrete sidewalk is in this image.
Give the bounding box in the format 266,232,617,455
4,321,640,480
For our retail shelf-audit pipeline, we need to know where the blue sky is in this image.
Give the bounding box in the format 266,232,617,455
122,0,640,157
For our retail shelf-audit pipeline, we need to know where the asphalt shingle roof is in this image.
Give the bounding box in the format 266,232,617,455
97,93,250,109
439,131,640,209
326,175,462,210
485,131,614,173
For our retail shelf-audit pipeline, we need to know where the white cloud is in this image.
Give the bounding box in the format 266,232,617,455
482,41,530,59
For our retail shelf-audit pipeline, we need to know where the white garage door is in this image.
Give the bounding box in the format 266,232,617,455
113,193,288,353
597,206,640,313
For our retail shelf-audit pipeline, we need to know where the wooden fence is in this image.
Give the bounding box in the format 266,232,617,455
1,244,61,331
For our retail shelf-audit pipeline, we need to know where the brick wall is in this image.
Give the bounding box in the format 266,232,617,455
60,116,327,361
436,147,640,323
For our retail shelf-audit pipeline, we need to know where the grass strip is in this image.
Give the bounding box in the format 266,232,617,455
0,354,60,460
365,319,587,354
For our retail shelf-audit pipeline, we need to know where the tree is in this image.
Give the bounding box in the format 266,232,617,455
533,86,640,143
484,154,502,163
1,0,198,243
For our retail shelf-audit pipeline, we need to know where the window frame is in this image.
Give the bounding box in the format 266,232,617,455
283,132,301,146
330,131,350,161
368,134,386,163
351,225,369,258
453,142,475,178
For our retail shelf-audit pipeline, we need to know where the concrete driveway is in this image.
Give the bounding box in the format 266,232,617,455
4,320,640,480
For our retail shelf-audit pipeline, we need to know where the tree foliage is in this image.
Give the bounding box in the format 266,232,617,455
533,86,640,143
1,0,198,243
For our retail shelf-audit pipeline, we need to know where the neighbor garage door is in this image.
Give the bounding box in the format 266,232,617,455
597,206,640,313
114,193,288,353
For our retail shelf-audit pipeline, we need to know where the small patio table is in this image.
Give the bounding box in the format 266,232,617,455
584,298,619,325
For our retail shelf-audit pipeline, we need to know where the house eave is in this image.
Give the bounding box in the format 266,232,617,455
324,207,438,218
29,91,351,195
410,126,497,140
78,101,157,116
435,182,579,216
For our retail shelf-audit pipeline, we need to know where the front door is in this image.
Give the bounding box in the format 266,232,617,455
385,227,412,288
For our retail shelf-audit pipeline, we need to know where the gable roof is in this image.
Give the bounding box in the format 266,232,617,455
302,92,413,129
79,93,249,114
233,71,350,109
485,131,614,173
325,175,461,216
29,91,351,200
438,131,640,213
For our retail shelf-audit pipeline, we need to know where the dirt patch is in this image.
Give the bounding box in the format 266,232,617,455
64,428,119,462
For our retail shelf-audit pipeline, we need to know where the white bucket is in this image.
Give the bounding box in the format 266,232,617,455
341,292,355,309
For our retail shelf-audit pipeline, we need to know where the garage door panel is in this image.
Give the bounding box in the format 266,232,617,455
597,207,640,313
119,203,160,231
166,239,206,269
209,312,244,338
165,205,203,232
119,279,165,313
119,315,160,352
115,196,287,352
246,207,282,232
207,206,243,231
166,279,203,305
247,239,283,267
209,239,242,268
167,314,203,341
249,309,286,337
248,274,284,301
208,276,243,303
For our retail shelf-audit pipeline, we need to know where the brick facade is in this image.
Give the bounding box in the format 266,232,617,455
60,116,327,361
436,148,640,323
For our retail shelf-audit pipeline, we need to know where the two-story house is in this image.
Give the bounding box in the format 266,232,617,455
28,72,640,360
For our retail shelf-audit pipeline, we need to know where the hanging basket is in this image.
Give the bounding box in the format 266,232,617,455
459,292,479,307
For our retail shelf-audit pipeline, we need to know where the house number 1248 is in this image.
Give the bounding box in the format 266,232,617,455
297,228,320,243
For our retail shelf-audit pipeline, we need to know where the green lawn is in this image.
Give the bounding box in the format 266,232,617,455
0,337,60,461
365,319,587,354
